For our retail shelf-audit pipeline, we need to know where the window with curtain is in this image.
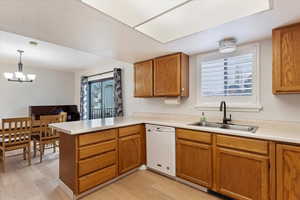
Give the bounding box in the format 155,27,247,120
89,78,115,119
196,43,261,112
80,68,123,120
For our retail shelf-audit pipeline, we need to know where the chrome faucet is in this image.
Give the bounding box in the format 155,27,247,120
220,101,232,124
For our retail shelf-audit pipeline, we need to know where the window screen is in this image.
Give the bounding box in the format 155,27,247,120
201,53,253,97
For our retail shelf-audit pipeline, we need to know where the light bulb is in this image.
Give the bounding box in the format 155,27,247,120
27,74,36,81
3,72,13,79
15,71,24,79
21,74,26,81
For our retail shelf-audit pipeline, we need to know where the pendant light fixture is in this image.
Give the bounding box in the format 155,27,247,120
3,50,36,82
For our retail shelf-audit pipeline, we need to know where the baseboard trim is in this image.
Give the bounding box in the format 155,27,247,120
58,179,76,200
59,166,210,200
60,167,140,200
146,168,208,193
175,177,208,193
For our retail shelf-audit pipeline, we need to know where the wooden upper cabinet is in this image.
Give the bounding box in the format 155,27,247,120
154,53,189,97
133,53,189,97
134,60,153,97
216,148,269,200
276,144,300,200
273,23,300,94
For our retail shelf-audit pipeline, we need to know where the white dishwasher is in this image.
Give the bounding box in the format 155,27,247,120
146,124,176,177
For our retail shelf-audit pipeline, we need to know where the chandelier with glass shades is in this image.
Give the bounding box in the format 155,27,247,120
3,50,36,82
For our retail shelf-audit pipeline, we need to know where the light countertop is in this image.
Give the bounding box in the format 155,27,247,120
50,116,300,145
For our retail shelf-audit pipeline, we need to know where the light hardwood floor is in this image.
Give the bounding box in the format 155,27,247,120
0,150,222,200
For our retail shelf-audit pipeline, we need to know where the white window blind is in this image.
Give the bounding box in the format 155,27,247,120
201,53,253,97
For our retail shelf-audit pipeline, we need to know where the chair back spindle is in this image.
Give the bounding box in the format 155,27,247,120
39,115,61,140
1,117,32,147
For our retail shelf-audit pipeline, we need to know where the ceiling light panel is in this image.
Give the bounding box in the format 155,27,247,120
81,0,190,27
136,0,271,43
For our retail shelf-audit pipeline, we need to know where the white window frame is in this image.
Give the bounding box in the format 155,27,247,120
195,43,262,112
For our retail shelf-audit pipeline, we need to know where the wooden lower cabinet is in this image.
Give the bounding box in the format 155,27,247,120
118,125,145,174
78,165,117,193
119,134,142,174
176,139,212,187
276,144,300,200
59,125,146,196
60,124,300,200
215,147,269,200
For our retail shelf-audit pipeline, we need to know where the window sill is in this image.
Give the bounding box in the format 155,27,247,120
195,104,263,112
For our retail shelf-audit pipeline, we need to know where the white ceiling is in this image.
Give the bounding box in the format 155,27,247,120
81,0,190,28
0,0,299,70
136,0,270,43
0,31,113,71
83,0,270,43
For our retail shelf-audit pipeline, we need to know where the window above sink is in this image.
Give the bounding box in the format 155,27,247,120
196,43,262,112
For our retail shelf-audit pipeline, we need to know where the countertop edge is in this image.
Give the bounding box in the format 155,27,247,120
50,119,300,145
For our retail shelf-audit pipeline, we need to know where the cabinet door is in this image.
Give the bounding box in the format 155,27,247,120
273,23,300,94
154,54,181,96
176,139,212,188
134,60,153,97
216,147,269,200
277,144,300,200
118,134,141,174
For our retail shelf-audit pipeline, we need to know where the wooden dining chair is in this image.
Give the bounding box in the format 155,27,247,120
0,117,32,172
32,115,60,162
59,112,67,122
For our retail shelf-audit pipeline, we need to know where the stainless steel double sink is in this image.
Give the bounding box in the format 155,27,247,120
189,121,258,133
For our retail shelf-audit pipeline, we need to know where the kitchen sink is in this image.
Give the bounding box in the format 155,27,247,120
189,122,258,133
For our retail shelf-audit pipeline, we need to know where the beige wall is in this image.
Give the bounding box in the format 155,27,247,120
75,39,300,122
0,63,75,119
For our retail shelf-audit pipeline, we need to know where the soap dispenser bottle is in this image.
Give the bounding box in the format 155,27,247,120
200,112,207,126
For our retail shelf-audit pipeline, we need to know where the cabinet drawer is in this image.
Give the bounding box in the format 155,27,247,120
119,125,142,138
216,135,269,155
176,129,212,144
78,165,116,193
78,129,117,146
78,151,116,177
78,140,116,160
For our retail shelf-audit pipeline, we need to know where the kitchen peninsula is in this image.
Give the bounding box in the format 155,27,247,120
51,116,300,200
